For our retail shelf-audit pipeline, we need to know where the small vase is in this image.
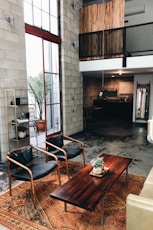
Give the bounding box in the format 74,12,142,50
18,131,26,139
93,166,103,175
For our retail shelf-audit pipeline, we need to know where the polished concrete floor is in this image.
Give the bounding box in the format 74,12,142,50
74,117,152,177
0,117,152,195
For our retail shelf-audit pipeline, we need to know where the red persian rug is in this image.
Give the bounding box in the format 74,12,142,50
0,162,145,230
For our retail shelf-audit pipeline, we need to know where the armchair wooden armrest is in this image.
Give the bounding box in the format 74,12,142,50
32,144,61,163
45,132,85,179
63,134,84,149
45,141,68,159
7,144,61,207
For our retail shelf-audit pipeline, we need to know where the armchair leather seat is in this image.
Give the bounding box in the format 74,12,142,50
49,147,83,161
7,144,61,207
12,161,57,181
64,147,83,159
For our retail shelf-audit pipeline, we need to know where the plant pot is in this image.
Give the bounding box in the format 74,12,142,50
35,120,46,131
93,165,104,175
18,131,26,139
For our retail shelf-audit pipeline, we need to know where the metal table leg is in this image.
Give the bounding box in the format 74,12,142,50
64,202,67,211
126,166,129,186
101,197,104,226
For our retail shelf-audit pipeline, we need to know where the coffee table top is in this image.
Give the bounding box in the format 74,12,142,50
50,154,132,211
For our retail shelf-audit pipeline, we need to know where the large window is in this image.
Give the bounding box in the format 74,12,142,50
24,0,61,137
24,0,59,35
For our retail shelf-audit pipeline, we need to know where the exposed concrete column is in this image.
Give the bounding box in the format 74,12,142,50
60,0,83,135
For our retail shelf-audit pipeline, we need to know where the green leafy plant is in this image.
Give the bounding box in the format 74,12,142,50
90,157,104,168
28,73,51,120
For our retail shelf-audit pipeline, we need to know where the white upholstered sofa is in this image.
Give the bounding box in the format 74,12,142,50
126,167,153,230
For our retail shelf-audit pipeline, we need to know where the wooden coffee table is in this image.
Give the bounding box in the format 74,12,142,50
50,153,132,225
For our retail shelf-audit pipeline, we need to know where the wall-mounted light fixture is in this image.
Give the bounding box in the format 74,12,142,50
71,0,82,11
71,40,79,49
5,15,14,27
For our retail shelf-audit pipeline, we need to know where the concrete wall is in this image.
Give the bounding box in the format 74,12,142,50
0,0,28,161
60,0,83,135
0,0,83,161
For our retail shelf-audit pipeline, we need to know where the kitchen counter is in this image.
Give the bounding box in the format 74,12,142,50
93,99,133,120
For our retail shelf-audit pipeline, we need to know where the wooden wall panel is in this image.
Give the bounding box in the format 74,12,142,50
80,0,125,33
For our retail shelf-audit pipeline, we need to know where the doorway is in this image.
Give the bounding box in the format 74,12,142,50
25,33,61,146
135,83,150,121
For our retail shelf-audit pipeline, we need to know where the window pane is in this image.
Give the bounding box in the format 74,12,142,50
50,0,58,17
44,40,52,72
42,0,49,13
52,74,60,103
51,16,58,35
46,104,61,135
33,0,41,8
34,8,41,28
44,41,59,73
25,34,43,76
52,43,59,73
45,73,52,104
42,12,49,31
24,2,33,24
46,73,60,135
25,0,32,3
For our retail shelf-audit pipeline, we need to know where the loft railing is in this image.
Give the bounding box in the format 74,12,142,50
79,22,153,67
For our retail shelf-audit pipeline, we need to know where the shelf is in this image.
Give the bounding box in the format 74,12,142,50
5,88,29,151
8,105,17,108
16,119,29,123
8,104,28,108
11,135,29,142
11,119,29,125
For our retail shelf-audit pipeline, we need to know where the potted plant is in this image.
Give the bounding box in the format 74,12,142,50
28,73,51,131
18,125,27,139
90,157,104,175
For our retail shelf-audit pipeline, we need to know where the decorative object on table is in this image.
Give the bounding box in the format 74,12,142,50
90,157,104,175
18,125,27,138
90,166,109,177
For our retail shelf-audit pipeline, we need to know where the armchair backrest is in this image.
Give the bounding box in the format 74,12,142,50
46,135,64,152
8,146,33,169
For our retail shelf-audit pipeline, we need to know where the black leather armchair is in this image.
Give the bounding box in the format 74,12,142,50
45,132,86,179
7,144,61,207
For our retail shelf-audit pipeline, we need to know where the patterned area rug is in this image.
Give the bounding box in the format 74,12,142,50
0,162,145,230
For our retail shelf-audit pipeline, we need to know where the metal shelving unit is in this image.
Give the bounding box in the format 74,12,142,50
5,88,30,151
